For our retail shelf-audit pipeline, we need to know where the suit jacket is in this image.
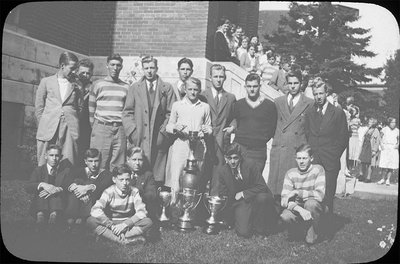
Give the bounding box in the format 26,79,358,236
239,53,259,73
122,76,176,180
210,160,271,206
214,30,231,61
304,102,348,171
132,170,158,203
199,88,236,164
35,74,82,141
66,167,113,201
172,81,186,101
269,69,288,94
268,93,314,195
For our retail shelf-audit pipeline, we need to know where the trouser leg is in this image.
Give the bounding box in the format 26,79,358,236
252,192,278,234
233,199,252,238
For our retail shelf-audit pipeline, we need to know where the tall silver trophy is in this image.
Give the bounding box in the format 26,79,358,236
176,188,202,231
203,193,227,235
157,187,171,224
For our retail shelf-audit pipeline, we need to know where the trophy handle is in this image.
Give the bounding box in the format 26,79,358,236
193,193,202,210
220,196,228,212
203,193,211,214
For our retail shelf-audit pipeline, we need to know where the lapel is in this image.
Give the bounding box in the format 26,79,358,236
50,75,63,103
279,95,291,122
204,88,218,116
217,90,228,116
283,94,310,130
321,103,335,130
240,162,250,186
138,78,150,116
42,165,50,184
173,81,181,100
151,76,162,120
62,81,75,104
55,168,67,186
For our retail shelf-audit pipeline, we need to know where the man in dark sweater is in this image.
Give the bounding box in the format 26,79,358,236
210,143,278,238
232,73,277,173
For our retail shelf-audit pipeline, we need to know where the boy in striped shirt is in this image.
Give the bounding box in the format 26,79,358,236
89,54,129,171
87,164,152,245
280,144,325,244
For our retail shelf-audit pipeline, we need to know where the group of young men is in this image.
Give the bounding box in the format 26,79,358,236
27,51,348,246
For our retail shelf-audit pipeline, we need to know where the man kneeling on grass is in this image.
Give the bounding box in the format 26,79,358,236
87,164,152,245
280,144,325,244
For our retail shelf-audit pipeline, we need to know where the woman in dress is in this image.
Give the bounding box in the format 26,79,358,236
358,117,381,183
377,117,399,186
239,44,259,73
165,77,212,203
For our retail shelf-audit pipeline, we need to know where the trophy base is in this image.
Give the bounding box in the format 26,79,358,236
203,224,220,235
176,220,195,232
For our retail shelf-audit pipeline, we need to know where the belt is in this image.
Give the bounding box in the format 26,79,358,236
96,120,122,127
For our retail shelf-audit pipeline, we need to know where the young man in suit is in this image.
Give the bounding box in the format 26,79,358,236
268,70,314,202
210,143,278,238
87,164,153,245
172,58,194,101
122,56,176,188
25,144,71,227
89,54,129,172
35,52,81,166
304,82,348,214
64,148,113,230
269,59,291,94
201,64,236,192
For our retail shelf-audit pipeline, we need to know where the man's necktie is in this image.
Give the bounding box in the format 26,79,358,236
215,93,220,107
288,96,294,113
149,81,154,94
317,107,323,117
233,168,241,181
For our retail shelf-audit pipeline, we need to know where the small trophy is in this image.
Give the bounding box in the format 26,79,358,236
157,187,171,224
176,188,202,231
186,131,200,171
203,193,227,235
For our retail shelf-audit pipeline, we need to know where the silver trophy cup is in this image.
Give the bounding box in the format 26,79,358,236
176,188,202,231
158,187,172,223
203,193,227,234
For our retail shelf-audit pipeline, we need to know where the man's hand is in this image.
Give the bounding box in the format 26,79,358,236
111,223,128,236
73,185,91,198
298,208,313,221
282,191,298,208
235,191,244,200
222,126,235,134
68,183,78,192
39,189,51,199
80,195,90,204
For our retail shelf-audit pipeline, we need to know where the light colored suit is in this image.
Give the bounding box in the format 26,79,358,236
268,93,314,196
122,76,176,182
35,74,82,166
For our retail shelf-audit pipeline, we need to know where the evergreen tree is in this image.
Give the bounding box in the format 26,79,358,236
382,49,400,120
263,2,382,91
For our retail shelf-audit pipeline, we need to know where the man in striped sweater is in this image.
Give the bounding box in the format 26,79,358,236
87,164,152,245
89,54,129,171
280,144,325,244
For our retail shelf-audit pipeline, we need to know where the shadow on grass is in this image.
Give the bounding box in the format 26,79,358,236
320,213,352,242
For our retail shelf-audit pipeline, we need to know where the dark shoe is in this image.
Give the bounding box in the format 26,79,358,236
358,177,365,182
124,235,146,245
364,179,371,183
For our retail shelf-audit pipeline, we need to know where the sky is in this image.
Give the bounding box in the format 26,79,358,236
259,1,400,83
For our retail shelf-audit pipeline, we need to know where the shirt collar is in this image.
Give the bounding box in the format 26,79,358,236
183,97,201,106
287,92,301,104
146,78,157,89
47,164,56,174
114,185,131,197
211,87,223,98
85,167,102,179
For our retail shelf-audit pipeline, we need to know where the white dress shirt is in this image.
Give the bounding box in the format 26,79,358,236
57,77,70,102
287,93,301,108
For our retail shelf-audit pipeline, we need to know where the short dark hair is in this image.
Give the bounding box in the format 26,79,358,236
84,148,101,160
78,59,94,71
210,64,226,76
245,73,261,85
178,58,193,69
248,43,258,52
107,54,123,63
112,164,131,177
218,17,231,26
141,55,158,67
250,35,259,42
286,70,303,83
59,52,78,67
224,142,242,157
295,144,313,156
267,52,275,60
46,144,62,153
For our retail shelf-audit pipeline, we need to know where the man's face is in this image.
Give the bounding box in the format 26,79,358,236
85,156,100,174
106,59,123,79
287,76,301,96
211,69,226,91
178,63,193,82
185,80,200,102
245,80,260,100
45,149,61,167
113,173,131,193
143,61,158,81
127,152,144,173
248,46,256,56
225,154,241,170
295,151,313,172
60,60,78,79
77,66,93,84
313,86,327,107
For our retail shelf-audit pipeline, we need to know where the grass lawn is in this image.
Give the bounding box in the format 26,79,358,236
1,179,398,263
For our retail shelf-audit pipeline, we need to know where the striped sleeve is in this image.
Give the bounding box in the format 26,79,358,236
123,188,148,228
281,170,294,207
88,81,98,126
90,187,114,227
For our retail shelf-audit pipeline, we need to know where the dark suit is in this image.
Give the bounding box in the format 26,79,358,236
25,164,71,217
304,102,348,213
214,30,231,61
199,88,236,187
210,160,278,237
131,170,158,220
77,81,92,166
64,167,113,219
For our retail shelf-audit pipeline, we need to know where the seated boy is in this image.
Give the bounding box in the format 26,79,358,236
126,147,158,221
210,143,278,238
280,144,326,244
25,144,71,227
86,164,153,245
64,148,113,229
